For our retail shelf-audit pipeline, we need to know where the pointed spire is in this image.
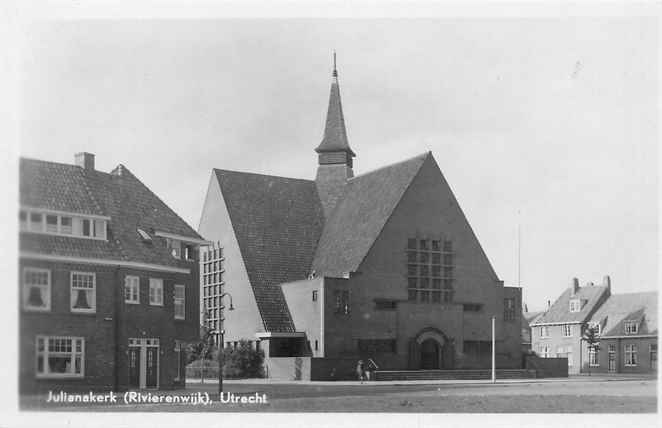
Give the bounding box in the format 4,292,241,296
315,52,356,158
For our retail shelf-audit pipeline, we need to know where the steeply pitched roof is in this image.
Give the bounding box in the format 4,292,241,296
19,157,202,269
315,70,355,157
532,285,610,325
312,152,429,276
214,169,325,332
588,292,657,337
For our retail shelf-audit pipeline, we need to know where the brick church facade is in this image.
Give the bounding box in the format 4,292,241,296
198,62,522,376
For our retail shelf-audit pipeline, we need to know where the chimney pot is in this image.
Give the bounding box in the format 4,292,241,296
572,277,580,295
75,152,95,170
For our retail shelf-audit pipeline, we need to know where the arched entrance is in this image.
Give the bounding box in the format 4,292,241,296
409,327,454,370
420,339,440,369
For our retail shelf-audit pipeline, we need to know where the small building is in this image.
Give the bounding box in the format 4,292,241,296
19,153,206,393
521,310,543,352
530,277,612,374
198,61,523,376
581,292,657,374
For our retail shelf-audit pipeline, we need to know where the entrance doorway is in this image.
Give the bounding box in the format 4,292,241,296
128,338,160,389
420,339,440,369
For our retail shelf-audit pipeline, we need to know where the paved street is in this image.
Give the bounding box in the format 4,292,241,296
20,375,657,413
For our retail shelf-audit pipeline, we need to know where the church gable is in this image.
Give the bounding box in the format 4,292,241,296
357,153,500,299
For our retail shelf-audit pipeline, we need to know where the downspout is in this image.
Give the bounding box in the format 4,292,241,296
113,265,121,390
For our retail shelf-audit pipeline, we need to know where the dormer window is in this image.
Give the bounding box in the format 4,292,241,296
569,299,581,313
624,320,639,334
19,208,107,240
137,228,152,242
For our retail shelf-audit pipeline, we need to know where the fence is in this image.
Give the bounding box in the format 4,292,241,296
186,359,220,382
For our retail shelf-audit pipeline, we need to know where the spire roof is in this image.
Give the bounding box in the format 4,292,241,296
315,53,356,157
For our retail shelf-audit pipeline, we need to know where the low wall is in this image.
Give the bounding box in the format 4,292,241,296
311,357,361,381
525,356,568,378
265,357,311,380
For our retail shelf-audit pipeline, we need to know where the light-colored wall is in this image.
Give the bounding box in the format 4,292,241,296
281,277,323,356
197,173,265,342
530,323,584,374
580,336,658,374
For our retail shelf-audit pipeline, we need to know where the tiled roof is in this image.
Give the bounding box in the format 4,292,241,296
311,152,429,276
19,157,202,269
588,292,657,337
532,285,610,325
315,72,355,156
20,158,105,216
214,169,325,332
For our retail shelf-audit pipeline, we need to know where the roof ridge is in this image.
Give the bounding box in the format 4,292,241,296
214,168,314,183
348,151,430,181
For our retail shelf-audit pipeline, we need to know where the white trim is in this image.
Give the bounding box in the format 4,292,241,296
23,267,51,312
124,275,140,304
20,229,107,242
21,205,110,221
20,252,190,274
174,284,186,320
149,278,164,306
530,321,583,327
255,332,306,339
69,271,96,314
154,230,211,246
36,336,85,379
600,334,657,339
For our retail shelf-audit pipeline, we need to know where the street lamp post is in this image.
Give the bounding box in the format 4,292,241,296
216,293,234,398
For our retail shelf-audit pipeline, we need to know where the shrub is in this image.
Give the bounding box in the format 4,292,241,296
222,340,265,379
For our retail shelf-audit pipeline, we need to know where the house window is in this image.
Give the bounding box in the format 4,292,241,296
334,290,350,314
569,299,581,313
375,299,397,310
407,237,453,304
174,341,184,381
504,298,517,321
624,344,638,366
589,346,599,367
19,210,27,230
30,212,43,231
562,324,572,337
149,278,164,306
45,215,58,233
60,216,72,234
539,326,550,338
539,344,551,358
124,276,140,304
70,272,96,313
174,284,185,320
167,238,182,259
312,290,318,302
650,344,657,370
624,321,638,334
23,268,51,311
36,336,84,378
82,219,91,237
93,220,105,239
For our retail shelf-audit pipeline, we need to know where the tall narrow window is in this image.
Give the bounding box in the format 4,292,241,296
149,278,164,306
504,298,516,321
407,236,454,304
589,347,599,367
23,268,51,311
70,272,96,313
562,324,572,337
650,344,657,370
124,275,140,304
174,284,185,320
93,220,105,239
36,336,84,378
60,216,72,234
625,344,638,366
82,219,91,237
312,290,318,302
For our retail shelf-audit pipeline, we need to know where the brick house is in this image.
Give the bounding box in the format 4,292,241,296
19,154,206,393
581,292,657,374
198,62,523,375
529,277,612,374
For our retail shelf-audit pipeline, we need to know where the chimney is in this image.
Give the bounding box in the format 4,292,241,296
546,300,551,311
571,277,580,295
75,152,95,170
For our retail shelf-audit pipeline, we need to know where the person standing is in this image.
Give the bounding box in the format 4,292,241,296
356,360,365,383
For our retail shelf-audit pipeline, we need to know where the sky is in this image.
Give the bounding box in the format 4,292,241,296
18,18,658,311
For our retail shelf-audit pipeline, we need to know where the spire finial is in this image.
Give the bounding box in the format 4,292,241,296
332,50,337,78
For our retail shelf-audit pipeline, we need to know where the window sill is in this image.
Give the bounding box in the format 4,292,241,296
70,310,97,315
23,307,51,312
125,300,140,305
36,374,84,379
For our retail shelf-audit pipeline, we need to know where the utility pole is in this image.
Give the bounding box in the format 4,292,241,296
491,316,496,383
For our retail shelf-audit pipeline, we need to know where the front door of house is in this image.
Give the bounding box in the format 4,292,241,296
128,338,160,389
608,345,616,373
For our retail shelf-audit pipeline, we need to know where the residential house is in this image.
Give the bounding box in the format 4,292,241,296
19,153,206,393
530,277,611,374
581,292,657,374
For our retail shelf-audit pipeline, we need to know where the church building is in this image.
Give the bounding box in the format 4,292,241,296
198,60,522,377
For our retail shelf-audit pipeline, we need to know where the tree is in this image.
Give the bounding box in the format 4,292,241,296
583,325,600,376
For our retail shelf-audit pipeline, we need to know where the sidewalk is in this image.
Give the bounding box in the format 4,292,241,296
186,373,657,387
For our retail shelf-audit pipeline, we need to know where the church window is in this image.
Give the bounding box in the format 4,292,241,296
407,237,454,304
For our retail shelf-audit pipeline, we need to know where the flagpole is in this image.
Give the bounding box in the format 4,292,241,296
491,316,496,383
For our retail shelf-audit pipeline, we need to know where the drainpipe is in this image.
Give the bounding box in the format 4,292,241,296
113,265,121,391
